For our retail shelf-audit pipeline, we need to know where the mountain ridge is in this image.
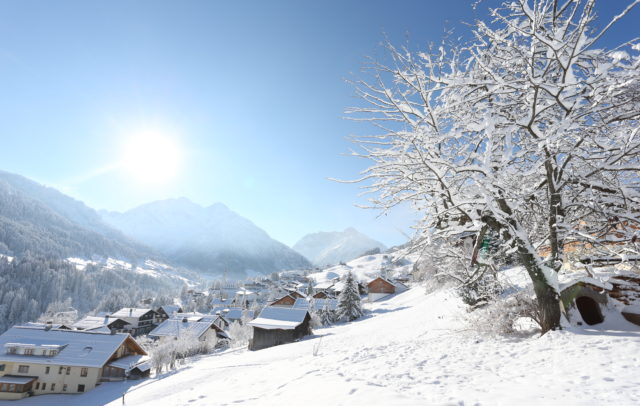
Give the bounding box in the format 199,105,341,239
293,227,387,266
101,197,311,277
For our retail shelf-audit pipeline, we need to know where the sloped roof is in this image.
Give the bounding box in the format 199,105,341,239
0,327,142,368
210,307,253,321
72,316,131,331
107,354,148,371
292,298,311,309
150,320,212,339
158,305,182,316
248,307,309,330
314,299,338,311
111,308,156,319
292,298,338,311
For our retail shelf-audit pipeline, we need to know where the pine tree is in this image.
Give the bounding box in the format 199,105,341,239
336,272,363,322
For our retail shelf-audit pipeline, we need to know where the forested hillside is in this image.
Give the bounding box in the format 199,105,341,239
0,171,154,260
0,256,179,333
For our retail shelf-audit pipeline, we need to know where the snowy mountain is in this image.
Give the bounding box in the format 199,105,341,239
293,227,387,266
101,198,311,278
0,170,154,261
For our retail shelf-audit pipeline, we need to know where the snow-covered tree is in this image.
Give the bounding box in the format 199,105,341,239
336,272,364,321
319,304,336,326
348,0,640,333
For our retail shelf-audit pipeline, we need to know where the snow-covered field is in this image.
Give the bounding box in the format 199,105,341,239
12,282,640,406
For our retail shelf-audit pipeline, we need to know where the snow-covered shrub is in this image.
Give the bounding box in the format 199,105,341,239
457,270,502,307
149,333,218,374
318,305,336,326
309,311,323,329
468,290,542,336
228,320,253,348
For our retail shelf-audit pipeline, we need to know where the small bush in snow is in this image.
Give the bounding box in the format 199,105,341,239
468,290,542,336
228,320,253,348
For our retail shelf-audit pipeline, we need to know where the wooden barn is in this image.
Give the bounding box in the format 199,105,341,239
248,307,312,351
367,277,407,302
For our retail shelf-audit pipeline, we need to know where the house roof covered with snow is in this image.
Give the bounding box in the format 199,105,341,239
158,305,182,316
0,326,145,368
72,316,130,331
111,308,156,319
149,319,228,340
248,307,310,330
210,307,253,321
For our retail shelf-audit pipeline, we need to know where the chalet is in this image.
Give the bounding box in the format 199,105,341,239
110,308,161,336
270,295,297,307
212,315,230,331
149,318,229,342
155,305,183,322
248,307,312,351
367,277,408,302
0,326,147,400
312,291,332,299
72,316,131,334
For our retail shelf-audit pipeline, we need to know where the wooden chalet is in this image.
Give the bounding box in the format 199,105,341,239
270,295,297,307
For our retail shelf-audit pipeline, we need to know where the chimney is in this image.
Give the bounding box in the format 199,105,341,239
129,308,132,317
182,317,188,323
44,321,53,331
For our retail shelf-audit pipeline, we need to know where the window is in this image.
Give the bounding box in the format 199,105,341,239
8,384,15,392
62,384,67,392
0,364,5,371
45,366,50,374
77,384,85,393
51,383,55,391
42,383,46,390
80,367,88,377
24,348,33,355
66,367,70,375
48,349,58,356
35,382,40,390
7,347,16,354
58,366,63,374
18,365,29,373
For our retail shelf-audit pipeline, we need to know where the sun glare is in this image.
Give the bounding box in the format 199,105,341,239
121,132,182,184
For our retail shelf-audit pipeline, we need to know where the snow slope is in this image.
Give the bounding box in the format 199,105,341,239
293,227,387,266
13,285,640,406
307,251,414,285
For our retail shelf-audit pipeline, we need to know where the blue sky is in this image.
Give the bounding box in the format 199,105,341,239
0,1,637,247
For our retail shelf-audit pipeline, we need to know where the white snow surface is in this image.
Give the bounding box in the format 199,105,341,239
308,251,414,285
13,286,640,406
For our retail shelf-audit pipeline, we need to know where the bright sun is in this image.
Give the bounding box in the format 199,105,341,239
121,132,183,184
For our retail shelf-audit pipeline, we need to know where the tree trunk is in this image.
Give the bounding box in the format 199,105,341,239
517,246,562,333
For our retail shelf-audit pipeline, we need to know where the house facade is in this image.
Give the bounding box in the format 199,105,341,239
110,308,161,336
0,326,147,400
